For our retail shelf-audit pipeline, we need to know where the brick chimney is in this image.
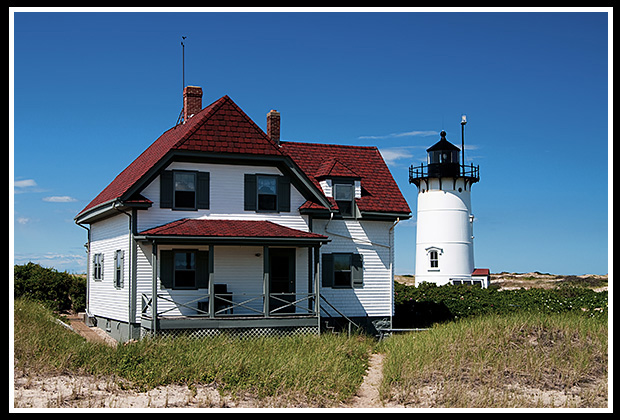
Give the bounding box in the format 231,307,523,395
266,109,280,145
183,86,203,122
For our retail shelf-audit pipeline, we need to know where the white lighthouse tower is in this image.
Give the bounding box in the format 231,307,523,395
409,121,489,287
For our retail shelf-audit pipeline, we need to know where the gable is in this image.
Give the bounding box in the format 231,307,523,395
280,142,411,216
76,95,286,220
174,95,284,156
315,158,360,179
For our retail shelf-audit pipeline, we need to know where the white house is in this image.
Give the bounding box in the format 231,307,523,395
74,87,411,341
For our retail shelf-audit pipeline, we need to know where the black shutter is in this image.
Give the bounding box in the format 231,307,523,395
160,171,173,208
196,250,209,289
322,253,334,288
244,174,257,211
352,253,364,288
160,250,174,289
196,172,210,209
278,175,290,212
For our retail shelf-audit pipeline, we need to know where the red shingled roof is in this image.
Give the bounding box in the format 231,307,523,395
77,95,282,217
281,141,411,214
139,218,328,241
315,158,360,179
77,95,410,219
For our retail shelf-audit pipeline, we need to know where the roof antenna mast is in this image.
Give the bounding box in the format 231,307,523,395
181,36,186,90
176,36,187,126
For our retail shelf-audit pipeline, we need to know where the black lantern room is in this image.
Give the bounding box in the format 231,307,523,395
426,130,461,178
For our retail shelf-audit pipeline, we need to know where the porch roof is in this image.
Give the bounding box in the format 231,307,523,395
136,218,330,246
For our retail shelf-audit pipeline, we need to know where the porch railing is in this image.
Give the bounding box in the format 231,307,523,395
141,291,317,319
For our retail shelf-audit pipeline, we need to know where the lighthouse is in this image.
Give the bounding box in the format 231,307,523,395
409,121,489,287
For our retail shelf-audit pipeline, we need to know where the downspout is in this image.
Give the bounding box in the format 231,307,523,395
113,201,137,340
388,218,400,329
324,210,395,249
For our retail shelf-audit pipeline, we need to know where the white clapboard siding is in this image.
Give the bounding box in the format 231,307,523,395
137,162,310,233
314,219,394,318
88,213,130,322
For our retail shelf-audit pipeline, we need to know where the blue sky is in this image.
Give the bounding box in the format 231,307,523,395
11,9,610,275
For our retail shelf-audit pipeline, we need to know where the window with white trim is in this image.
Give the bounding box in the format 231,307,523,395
334,183,355,217
426,247,442,271
93,253,103,281
114,250,124,288
429,250,439,268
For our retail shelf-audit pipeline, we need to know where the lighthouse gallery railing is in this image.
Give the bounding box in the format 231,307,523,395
409,163,480,185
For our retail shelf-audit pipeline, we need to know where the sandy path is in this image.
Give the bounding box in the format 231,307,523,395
347,353,386,408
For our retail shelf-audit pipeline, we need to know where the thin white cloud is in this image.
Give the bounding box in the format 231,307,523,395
14,179,37,188
14,178,45,194
379,148,414,166
359,130,438,140
42,196,77,203
16,217,30,225
378,145,428,166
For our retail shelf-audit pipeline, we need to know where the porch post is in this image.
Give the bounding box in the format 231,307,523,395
151,240,158,335
263,245,270,317
208,244,215,318
314,245,320,325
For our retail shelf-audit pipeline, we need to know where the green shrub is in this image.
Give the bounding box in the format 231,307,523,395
13,262,86,312
394,282,607,328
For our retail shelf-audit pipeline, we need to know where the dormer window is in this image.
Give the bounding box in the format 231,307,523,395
334,182,355,217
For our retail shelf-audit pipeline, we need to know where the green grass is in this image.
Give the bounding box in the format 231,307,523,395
379,312,608,408
13,298,373,406
14,298,608,407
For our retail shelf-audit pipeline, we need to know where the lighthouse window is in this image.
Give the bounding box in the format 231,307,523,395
429,250,439,268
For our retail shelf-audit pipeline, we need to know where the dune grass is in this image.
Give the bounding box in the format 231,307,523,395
14,298,608,408
13,298,373,406
379,311,608,408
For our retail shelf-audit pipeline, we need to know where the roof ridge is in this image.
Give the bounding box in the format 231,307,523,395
280,140,379,150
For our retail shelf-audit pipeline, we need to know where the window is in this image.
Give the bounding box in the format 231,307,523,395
92,253,103,281
257,175,278,211
244,174,290,213
160,249,209,290
114,250,124,288
333,254,352,287
322,253,363,288
426,247,442,271
174,251,196,289
334,183,355,217
160,170,210,210
174,171,196,209
429,250,439,268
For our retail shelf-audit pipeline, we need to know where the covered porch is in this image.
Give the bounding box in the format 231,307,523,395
135,219,329,336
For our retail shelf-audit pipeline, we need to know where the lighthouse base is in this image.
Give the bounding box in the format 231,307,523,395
415,269,490,289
